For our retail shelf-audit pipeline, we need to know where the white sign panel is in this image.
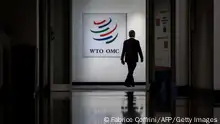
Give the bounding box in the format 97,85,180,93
154,9,171,67
83,13,127,57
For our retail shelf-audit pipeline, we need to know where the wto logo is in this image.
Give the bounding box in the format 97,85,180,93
90,17,118,44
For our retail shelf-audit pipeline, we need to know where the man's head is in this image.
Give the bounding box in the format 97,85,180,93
129,30,135,38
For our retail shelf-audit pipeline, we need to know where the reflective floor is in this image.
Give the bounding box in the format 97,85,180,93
72,91,146,124
2,88,220,124
68,90,220,124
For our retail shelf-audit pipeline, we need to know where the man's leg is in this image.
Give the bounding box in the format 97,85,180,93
125,62,132,86
125,63,131,86
126,62,137,86
130,63,137,86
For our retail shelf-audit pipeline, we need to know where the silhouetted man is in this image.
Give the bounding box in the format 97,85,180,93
121,30,143,87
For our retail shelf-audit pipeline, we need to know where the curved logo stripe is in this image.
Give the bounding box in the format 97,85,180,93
90,27,109,33
106,33,118,44
100,24,118,37
94,20,106,25
93,35,113,41
98,18,112,29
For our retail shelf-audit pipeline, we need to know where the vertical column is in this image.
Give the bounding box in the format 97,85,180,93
175,0,188,87
190,0,213,118
214,0,220,90
191,0,213,90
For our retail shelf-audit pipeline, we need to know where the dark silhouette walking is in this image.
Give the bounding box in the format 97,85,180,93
121,30,143,87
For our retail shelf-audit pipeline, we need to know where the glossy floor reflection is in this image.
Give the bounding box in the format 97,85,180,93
72,91,146,124
71,90,220,124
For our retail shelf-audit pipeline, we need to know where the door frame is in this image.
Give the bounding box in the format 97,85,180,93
49,0,72,91
36,0,52,123
148,0,176,117
70,1,148,86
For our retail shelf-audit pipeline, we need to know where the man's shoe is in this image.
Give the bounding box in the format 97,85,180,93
125,83,131,87
131,83,135,87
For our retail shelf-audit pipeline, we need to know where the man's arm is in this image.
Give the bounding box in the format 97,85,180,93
121,41,126,62
137,41,143,62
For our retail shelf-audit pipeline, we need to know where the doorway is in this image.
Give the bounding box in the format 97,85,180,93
36,0,178,123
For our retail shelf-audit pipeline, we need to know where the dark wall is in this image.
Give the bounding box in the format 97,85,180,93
11,45,36,124
0,0,37,46
0,0,37,124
